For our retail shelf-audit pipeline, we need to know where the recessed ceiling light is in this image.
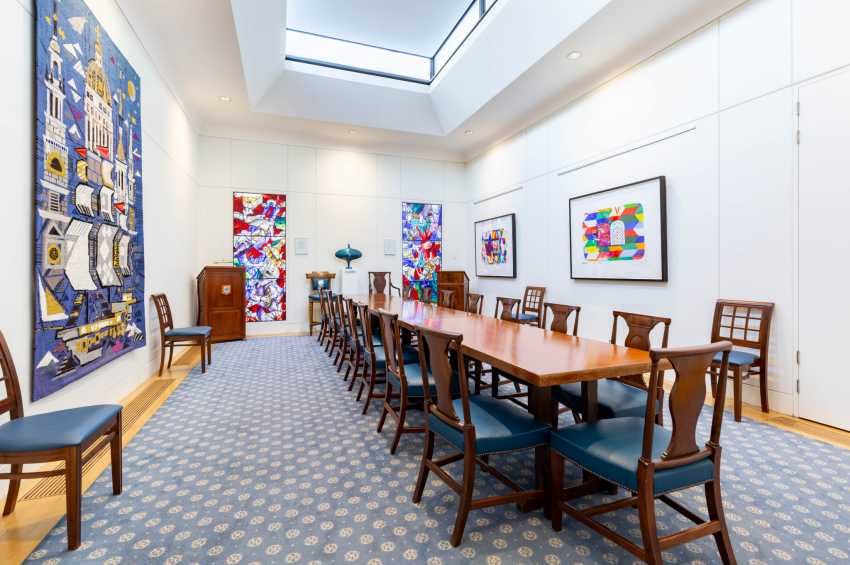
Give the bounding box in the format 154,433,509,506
464,129,473,135
219,95,232,103
566,51,582,60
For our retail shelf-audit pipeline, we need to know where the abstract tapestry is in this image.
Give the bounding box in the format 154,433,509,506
233,193,286,321
401,202,442,301
474,213,516,278
33,0,145,400
569,177,667,281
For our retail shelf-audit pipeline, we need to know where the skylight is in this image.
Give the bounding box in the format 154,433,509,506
285,0,499,84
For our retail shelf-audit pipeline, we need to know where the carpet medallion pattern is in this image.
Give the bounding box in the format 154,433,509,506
25,336,850,564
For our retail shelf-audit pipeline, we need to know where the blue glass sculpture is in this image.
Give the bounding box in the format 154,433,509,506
335,243,363,269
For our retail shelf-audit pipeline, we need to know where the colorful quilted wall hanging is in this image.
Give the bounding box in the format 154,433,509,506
33,0,145,400
474,213,516,278
569,177,667,281
233,193,287,321
401,202,442,301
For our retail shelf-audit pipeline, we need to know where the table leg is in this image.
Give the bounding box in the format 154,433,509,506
520,384,556,513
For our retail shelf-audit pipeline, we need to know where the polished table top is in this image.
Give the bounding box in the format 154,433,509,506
356,295,651,388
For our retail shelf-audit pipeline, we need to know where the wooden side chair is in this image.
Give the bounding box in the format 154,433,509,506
411,326,550,547
317,289,333,349
334,295,354,376
0,330,123,551
438,289,455,308
402,285,413,300
465,292,484,314
488,297,530,407
707,299,774,421
420,286,434,303
342,297,366,390
541,302,581,334
369,271,401,296
375,309,435,454
493,297,520,321
306,271,334,337
355,303,387,415
516,286,546,325
554,310,671,425
549,341,736,565
152,293,212,376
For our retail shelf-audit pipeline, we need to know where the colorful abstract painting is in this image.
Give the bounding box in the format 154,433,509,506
481,229,508,264
474,213,516,278
582,203,645,262
402,203,442,301
233,193,286,321
33,0,145,400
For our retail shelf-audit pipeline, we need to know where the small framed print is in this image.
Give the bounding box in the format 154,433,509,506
294,237,310,255
474,213,517,278
383,238,396,256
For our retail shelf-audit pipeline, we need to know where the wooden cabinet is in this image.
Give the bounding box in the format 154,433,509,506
197,266,246,342
437,270,469,310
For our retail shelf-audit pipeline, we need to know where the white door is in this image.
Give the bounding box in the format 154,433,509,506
798,69,850,431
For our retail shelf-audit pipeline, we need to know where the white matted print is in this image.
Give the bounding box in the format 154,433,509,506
474,213,517,278
569,177,667,281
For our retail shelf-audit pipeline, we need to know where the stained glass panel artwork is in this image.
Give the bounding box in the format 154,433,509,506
401,203,442,302
233,193,286,321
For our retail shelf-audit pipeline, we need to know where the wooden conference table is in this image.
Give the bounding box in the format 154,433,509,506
359,295,654,507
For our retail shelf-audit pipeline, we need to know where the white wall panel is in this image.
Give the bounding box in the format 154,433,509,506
316,149,377,196
198,136,231,187
401,158,445,203
287,145,317,192
231,139,285,191
794,0,850,82
376,154,402,199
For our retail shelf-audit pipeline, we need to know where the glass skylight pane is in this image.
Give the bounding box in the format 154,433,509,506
433,3,480,74
286,30,431,82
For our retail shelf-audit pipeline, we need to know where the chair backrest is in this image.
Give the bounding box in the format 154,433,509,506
402,285,413,300
611,310,671,389
466,292,483,314
356,302,378,357
415,326,470,428
522,286,546,317
344,297,361,348
318,289,331,322
152,293,174,335
0,331,24,420
494,297,520,321
336,295,350,338
438,289,455,308
644,342,732,465
420,286,434,303
376,309,406,380
327,291,341,331
542,303,581,335
369,272,393,295
710,299,774,360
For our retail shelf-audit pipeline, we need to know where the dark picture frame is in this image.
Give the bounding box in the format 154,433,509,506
474,213,517,278
569,176,667,282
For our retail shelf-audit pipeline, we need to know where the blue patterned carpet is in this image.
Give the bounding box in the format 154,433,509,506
25,336,850,564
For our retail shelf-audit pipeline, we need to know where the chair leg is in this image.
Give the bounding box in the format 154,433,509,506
110,413,123,495
412,430,435,503
2,464,22,516
390,391,408,455
207,339,212,366
706,477,737,564
377,382,391,433
158,341,166,376
356,380,365,401
167,342,175,369
709,366,719,398
549,451,563,532
200,339,206,374
450,447,476,547
758,369,769,414
65,446,83,551
362,368,377,415
733,367,742,422
636,484,663,565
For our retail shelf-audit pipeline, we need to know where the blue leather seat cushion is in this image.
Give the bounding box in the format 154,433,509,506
550,417,714,494
555,379,651,419
428,395,550,455
0,405,121,452
516,312,538,322
713,350,758,366
165,325,212,337
371,346,418,370
386,360,458,397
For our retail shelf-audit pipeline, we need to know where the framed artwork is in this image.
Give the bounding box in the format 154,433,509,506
33,0,145,400
233,193,287,321
474,213,517,278
401,202,442,302
569,176,667,281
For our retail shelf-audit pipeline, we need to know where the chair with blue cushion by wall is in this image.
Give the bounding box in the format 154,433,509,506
549,341,736,565
707,299,774,422
411,325,550,547
0,330,123,551
306,271,334,338
153,293,211,376
516,286,546,325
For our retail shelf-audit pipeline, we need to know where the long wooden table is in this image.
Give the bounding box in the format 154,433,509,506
358,295,654,508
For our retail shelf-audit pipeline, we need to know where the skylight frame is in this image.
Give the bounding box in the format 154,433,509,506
284,0,499,85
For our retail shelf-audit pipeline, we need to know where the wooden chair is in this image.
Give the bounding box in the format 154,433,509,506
0,330,123,550
152,293,212,376
341,297,365,389
707,299,774,421
325,291,345,363
465,292,484,314
541,302,581,334
369,271,401,296
355,303,386,415
488,297,528,407
438,289,455,308
402,285,413,300
375,309,432,454
334,295,354,376
317,289,333,349
411,326,549,547
554,311,671,425
549,341,736,565
420,286,434,303
493,297,520,321
306,271,335,336
516,286,546,325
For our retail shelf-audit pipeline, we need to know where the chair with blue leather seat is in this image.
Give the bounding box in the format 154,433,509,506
707,299,774,422
555,310,671,425
411,326,550,547
0,330,123,551
153,293,211,376
487,297,529,407
540,302,581,334
549,341,736,565
516,285,546,325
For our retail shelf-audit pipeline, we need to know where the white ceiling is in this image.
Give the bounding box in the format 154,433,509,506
286,0,472,56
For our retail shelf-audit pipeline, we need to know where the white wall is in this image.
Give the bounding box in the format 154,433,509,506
466,0,850,416
0,0,199,433
196,132,468,335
